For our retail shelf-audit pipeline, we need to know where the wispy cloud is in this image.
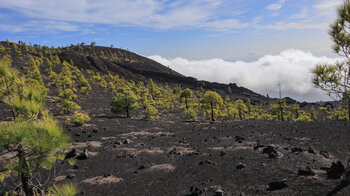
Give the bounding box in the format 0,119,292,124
290,8,308,19
266,0,286,11
0,0,338,32
314,0,342,10
0,20,79,33
149,50,342,101
257,22,329,30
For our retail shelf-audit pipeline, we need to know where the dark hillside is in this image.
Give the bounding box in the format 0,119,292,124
57,45,266,103
0,41,267,103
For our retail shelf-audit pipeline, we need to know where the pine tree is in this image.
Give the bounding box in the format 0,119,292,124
234,99,248,120
313,0,350,120
291,102,300,119
180,88,194,109
223,96,237,118
0,57,71,195
310,106,317,121
200,91,223,121
138,87,158,119
111,88,139,118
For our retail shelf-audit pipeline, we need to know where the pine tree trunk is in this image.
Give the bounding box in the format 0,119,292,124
3,76,16,119
279,100,284,122
126,106,130,118
210,101,214,121
185,96,188,109
18,148,34,196
348,97,350,120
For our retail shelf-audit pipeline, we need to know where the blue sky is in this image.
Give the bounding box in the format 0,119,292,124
0,0,345,101
0,0,342,60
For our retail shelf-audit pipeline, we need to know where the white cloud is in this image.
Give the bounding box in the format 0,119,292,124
266,0,286,11
0,0,224,30
313,0,343,17
257,22,329,30
0,0,334,32
314,0,342,10
0,20,79,33
204,19,249,31
149,50,342,102
290,8,308,19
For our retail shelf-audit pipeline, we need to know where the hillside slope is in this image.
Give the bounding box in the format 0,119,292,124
0,41,265,103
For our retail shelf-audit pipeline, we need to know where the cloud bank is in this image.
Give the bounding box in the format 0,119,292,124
148,50,342,102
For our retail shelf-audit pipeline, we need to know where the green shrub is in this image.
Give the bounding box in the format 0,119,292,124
294,111,312,122
78,75,92,94
69,111,90,126
185,107,197,119
144,104,158,119
48,183,79,196
60,99,81,114
0,45,5,53
59,89,77,100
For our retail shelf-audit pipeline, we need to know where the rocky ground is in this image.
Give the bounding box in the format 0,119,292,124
3,101,350,195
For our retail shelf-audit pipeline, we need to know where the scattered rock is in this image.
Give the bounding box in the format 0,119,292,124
93,129,98,133
262,145,276,154
235,136,244,143
269,151,283,159
114,141,122,145
198,160,216,165
103,173,111,178
169,148,181,155
123,139,132,144
291,147,304,153
262,146,283,159
320,151,329,158
75,133,81,137
65,148,80,159
267,180,288,191
254,144,264,150
138,165,146,170
76,149,89,160
188,187,203,196
219,151,226,157
215,189,224,196
236,163,246,170
327,161,345,179
298,166,315,176
308,147,316,154
66,174,76,179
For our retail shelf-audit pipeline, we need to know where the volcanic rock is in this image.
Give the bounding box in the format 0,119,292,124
65,148,80,159
267,180,288,191
308,147,316,154
198,160,216,165
262,145,283,159
169,148,181,155
327,161,345,179
291,147,304,153
298,166,315,176
76,149,89,160
236,163,246,170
